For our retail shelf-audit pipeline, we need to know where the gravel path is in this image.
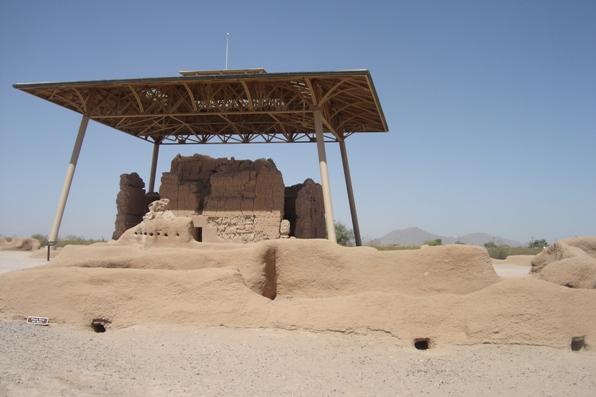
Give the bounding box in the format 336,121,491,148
0,251,47,276
1,319,595,397
492,264,532,278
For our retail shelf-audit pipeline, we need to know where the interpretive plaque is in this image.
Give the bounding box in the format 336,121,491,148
26,316,49,325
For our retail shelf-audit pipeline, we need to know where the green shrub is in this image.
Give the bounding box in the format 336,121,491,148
423,238,442,246
335,221,355,246
530,239,548,248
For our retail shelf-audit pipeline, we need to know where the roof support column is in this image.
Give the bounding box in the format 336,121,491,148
339,140,362,246
148,141,160,193
48,114,90,250
314,108,336,243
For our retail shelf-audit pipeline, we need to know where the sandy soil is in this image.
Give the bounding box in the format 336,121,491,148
0,251,47,275
491,254,535,266
1,319,595,397
492,264,531,278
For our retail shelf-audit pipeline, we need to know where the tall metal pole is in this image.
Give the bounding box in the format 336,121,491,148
47,114,90,254
313,108,336,243
225,33,230,70
339,140,362,246
148,141,160,193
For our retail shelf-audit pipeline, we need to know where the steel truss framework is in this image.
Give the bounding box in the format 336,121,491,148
14,70,388,144
14,69,388,249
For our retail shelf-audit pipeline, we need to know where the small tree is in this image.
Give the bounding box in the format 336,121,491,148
335,221,355,246
423,238,442,246
530,239,548,248
484,241,497,249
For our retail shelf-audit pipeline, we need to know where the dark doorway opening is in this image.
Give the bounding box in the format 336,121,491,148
193,227,203,242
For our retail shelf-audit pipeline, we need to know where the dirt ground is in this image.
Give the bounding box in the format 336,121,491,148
1,319,595,397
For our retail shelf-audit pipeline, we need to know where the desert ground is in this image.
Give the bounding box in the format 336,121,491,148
1,245,595,397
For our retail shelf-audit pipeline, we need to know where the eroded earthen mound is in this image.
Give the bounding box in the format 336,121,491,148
1,230,595,349
531,236,596,289
0,237,40,252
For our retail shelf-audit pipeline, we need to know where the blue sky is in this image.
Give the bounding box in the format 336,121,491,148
1,0,594,244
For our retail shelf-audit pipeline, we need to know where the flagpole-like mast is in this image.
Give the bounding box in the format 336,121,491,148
225,33,230,70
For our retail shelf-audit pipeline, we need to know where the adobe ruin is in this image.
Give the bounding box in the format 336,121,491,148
113,154,325,243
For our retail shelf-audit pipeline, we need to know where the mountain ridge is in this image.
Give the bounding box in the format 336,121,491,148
370,227,523,247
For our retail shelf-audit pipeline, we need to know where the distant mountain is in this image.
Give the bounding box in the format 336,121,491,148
370,227,523,247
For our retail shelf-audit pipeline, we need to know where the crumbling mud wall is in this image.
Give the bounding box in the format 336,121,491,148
531,236,596,289
0,237,40,252
160,154,285,243
3,239,595,349
284,179,325,239
113,154,326,243
112,173,147,240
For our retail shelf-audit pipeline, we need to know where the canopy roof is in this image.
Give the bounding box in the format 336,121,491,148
14,69,388,145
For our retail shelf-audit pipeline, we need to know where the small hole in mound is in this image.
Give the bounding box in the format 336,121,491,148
565,283,575,288
134,231,138,235
414,338,430,350
176,232,180,237
157,231,161,236
91,319,109,333
149,232,154,236
164,233,168,237
571,336,585,351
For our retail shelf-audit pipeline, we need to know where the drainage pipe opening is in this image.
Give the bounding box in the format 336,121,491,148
91,319,109,333
414,338,431,350
571,336,585,351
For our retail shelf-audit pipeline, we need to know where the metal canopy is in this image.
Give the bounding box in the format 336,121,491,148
13,69,388,145
15,69,388,250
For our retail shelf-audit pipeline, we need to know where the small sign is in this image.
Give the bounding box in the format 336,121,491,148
26,316,49,326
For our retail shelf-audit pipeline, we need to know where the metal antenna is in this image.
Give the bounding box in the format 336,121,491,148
225,33,230,70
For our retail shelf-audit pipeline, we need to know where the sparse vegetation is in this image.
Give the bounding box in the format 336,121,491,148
0,234,13,242
484,242,544,259
335,221,355,246
372,244,421,251
31,234,103,248
530,239,548,248
31,234,48,247
369,240,547,257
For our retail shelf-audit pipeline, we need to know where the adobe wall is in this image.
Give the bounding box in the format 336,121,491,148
160,154,285,243
284,179,325,239
113,154,326,243
112,173,146,240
